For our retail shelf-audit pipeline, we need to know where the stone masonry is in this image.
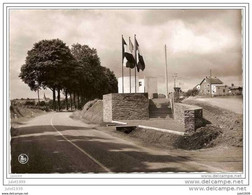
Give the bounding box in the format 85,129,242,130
103,93,149,122
174,103,203,133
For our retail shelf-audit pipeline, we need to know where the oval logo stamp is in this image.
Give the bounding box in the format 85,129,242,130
18,154,29,164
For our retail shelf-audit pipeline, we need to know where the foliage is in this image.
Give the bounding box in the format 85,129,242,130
37,101,46,106
185,88,199,97
70,43,118,99
20,39,77,90
20,40,118,110
24,101,35,106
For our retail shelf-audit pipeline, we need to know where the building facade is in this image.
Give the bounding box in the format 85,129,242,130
117,76,157,99
118,76,139,93
199,77,229,96
212,84,229,96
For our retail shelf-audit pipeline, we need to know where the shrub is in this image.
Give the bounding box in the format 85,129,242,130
37,101,46,106
25,101,35,106
185,88,199,97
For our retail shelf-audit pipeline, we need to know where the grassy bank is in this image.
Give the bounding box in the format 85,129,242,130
183,97,243,147
10,105,46,127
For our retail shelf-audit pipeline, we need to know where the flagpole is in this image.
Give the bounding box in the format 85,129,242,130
129,37,131,93
134,34,137,93
122,35,124,93
165,44,168,99
129,69,131,93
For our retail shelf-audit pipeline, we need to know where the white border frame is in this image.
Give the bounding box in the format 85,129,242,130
2,3,250,187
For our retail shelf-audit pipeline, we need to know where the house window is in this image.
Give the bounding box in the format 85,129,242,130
139,81,142,87
223,89,225,93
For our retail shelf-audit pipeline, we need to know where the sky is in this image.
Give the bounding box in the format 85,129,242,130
9,9,243,99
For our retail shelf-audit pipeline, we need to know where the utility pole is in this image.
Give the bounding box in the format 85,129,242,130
210,69,212,97
129,37,131,93
122,35,124,93
164,45,168,99
134,34,137,93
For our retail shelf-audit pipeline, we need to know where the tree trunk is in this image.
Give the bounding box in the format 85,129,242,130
57,88,61,111
53,88,56,111
73,93,76,110
65,89,68,110
81,96,84,109
70,93,72,111
77,94,80,110
37,89,40,104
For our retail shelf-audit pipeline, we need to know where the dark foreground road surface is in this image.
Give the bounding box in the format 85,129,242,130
11,112,238,173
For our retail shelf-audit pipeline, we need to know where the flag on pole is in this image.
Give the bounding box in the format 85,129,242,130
124,53,136,68
135,38,145,72
122,37,136,69
138,52,145,71
129,38,134,53
122,36,127,63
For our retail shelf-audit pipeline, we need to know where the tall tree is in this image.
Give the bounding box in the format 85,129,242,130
70,43,118,102
19,39,77,111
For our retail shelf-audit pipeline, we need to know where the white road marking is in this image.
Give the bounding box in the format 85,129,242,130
111,120,127,125
138,125,184,135
50,114,111,173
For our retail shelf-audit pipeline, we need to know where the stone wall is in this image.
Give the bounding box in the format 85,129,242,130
103,93,149,122
174,103,203,133
103,94,113,122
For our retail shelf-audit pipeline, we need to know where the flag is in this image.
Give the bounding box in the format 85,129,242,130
124,52,136,68
138,52,145,71
135,38,145,72
122,36,127,63
122,37,136,69
129,38,134,53
135,38,139,50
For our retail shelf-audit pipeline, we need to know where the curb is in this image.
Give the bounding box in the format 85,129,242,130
111,121,184,136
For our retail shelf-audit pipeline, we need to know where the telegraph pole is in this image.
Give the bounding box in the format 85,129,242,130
129,37,131,93
164,45,168,98
122,35,124,93
210,69,212,97
134,34,137,93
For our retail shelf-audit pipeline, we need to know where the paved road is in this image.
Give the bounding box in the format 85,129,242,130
11,112,227,173
191,96,243,114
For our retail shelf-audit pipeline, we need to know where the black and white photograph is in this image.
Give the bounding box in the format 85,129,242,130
1,2,251,195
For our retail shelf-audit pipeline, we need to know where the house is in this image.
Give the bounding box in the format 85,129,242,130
199,76,229,96
212,84,230,96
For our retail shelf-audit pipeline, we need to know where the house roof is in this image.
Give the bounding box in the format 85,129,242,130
200,77,223,85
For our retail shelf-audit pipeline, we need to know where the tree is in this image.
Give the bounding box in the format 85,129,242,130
20,40,118,111
185,88,199,97
70,43,118,104
95,67,118,98
19,39,77,111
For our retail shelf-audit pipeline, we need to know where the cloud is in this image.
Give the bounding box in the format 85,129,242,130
9,9,242,99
